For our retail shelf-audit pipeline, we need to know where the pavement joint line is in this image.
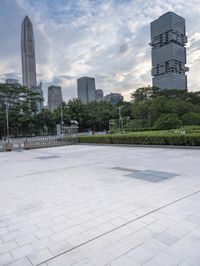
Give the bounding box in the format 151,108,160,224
36,189,200,266
2,163,94,179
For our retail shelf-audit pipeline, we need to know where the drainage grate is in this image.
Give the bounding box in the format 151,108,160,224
125,169,178,182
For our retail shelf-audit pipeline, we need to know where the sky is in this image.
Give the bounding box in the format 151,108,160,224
0,0,200,103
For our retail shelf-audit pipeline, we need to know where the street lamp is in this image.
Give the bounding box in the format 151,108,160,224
117,107,122,131
5,98,9,138
60,103,64,135
117,105,126,131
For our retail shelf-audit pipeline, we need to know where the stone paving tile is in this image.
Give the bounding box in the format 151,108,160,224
0,252,13,265
1,145,200,265
89,251,115,266
109,255,140,266
16,234,37,246
0,241,18,255
28,248,54,265
165,220,198,238
166,237,200,260
31,237,54,251
46,253,74,266
71,258,95,266
180,253,200,266
155,231,179,246
34,228,54,240
10,244,35,260
146,222,167,234
143,251,180,266
67,246,94,262
126,245,157,264
7,257,32,266
48,240,73,256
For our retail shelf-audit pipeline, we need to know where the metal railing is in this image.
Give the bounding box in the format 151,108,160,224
0,133,78,152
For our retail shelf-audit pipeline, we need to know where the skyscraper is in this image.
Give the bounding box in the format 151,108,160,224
77,77,96,103
32,82,44,112
104,93,123,105
96,89,104,101
21,16,37,89
150,12,189,90
48,86,63,112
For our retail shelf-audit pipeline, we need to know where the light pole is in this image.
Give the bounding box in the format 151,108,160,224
60,103,64,135
5,101,9,138
117,105,125,131
117,107,122,131
117,102,131,131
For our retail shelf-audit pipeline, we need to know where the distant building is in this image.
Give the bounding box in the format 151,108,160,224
104,93,123,105
77,77,96,103
48,85,63,112
21,16,37,89
150,11,188,90
96,89,104,101
6,79,19,85
32,82,44,112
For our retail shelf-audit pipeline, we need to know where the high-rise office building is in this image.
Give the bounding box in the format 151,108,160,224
77,77,96,103
96,89,104,101
21,16,37,89
48,86,63,112
6,79,19,85
150,12,189,90
32,82,44,112
104,93,123,105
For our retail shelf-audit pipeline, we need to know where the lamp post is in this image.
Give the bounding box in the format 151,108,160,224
117,102,131,131
5,101,9,138
117,107,122,131
60,103,64,135
117,106,125,131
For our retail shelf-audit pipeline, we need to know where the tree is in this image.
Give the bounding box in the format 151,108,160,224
181,112,200,125
34,109,56,135
131,86,159,102
154,114,182,130
0,83,41,137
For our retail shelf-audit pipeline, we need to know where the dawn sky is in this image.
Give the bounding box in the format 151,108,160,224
0,0,200,102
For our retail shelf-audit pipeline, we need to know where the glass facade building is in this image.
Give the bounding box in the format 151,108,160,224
150,12,189,90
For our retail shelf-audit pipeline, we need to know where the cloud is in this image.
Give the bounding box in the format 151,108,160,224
0,0,200,103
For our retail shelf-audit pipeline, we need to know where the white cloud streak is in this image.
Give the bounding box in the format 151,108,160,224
0,0,200,103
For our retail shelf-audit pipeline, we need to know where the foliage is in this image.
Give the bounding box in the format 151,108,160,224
78,131,200,146
0,83,40,137
131,86,159,102
181,112,200,125
154,114,182,130
1,84,200,138
125,119,150,131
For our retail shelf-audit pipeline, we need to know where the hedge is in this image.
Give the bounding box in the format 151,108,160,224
77,133,200,146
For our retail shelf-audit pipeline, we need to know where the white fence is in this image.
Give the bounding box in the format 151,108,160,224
0,133,78,152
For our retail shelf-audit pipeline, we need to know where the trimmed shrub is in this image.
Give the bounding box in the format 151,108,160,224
78,132,200,146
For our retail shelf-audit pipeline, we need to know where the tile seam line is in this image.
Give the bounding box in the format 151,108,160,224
36,189,200,266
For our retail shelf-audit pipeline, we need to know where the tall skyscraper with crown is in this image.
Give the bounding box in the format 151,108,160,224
21,16,37,89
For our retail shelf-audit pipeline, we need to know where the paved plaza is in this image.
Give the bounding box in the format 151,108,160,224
1,145,200,266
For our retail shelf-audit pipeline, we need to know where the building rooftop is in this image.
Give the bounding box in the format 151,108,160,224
152,11,185,24
1,145,200,265
77,76,95,80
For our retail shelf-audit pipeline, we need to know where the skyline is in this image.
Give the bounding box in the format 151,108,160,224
0,0,200,103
